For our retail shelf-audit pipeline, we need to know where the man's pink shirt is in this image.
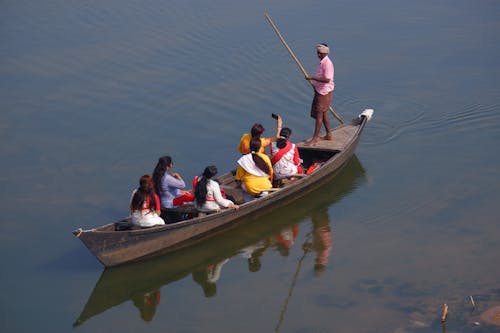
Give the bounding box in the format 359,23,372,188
313,55,334,95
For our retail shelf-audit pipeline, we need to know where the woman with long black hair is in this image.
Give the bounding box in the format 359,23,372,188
194,165,239,212
152,155,189,209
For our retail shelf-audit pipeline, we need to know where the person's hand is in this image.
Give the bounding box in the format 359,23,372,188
231,204,240,210
172,172,182,180
277,115,282,128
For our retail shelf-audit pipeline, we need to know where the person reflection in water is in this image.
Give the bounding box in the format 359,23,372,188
240,239,272,272
275,225,299,257
192,258,229,297
131,289,161,322
310,208,332,275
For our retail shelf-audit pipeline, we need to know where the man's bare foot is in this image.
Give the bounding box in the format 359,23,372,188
305,138,319,146
321,133,333,140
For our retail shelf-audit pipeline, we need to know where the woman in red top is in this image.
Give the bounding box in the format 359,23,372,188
270,127,303,179
130,174,165,227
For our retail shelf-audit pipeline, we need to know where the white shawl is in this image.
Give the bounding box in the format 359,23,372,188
237,154,268,177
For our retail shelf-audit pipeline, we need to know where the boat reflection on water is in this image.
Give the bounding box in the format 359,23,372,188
73,156,367,327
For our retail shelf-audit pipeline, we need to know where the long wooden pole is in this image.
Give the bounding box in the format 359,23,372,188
264,13,345,124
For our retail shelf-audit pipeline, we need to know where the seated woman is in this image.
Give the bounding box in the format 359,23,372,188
270,127,304,180
238,115,282,155
130,175,165,227
194,165,239,212
236,137,274,202
152,156,190,223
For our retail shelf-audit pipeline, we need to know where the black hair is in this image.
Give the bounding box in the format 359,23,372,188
194,165,218,205
250,123,265,138
277,127,292,149
152,156,172,195
250,137,270,175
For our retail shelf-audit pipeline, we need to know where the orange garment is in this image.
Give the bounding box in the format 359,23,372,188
238,133,272,155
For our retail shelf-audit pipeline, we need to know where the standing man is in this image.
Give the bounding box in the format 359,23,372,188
305,43,334,146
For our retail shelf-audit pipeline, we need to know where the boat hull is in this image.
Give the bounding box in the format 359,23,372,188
74,115,369,267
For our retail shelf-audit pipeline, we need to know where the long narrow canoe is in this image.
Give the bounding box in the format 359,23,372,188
74,155,367,326
73,109,373,267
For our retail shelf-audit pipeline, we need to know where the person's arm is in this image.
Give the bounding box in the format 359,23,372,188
166,173,186,189
274,115,283,138
306,75,330,83
293,145,301,166
129,189,137,214
305,73,331,83
211,181,239,209
306,60,333,83
238,134,250,154
154,194,161,215
263,115,283,146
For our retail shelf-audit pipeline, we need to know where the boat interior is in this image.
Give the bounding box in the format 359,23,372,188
110,121,362,232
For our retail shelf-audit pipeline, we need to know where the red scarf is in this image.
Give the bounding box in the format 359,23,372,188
271,141,293,165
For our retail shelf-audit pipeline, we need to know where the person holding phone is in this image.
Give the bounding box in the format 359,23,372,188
270,127,303,180
304,43,334,146
237,114,282,155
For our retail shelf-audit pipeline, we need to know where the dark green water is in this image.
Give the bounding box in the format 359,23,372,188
1,1,499,332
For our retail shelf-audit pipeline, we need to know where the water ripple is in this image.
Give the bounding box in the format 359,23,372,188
332,92,500,146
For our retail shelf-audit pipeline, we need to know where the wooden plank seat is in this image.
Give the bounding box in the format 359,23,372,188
220,185,245,204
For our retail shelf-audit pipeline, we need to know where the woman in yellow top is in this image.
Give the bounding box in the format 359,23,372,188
238,115,282,155
236,137,274,202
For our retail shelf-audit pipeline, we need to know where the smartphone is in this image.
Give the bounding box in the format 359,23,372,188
271,113,279,120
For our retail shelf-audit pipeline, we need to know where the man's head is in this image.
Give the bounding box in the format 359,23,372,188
316,43,329,59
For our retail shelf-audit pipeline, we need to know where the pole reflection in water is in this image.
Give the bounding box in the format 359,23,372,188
73,156,367,327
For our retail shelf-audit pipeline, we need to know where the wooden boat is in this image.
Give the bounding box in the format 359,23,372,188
74,156,367,326
73,109,374,267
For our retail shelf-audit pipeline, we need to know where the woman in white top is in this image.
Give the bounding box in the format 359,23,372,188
130,174,165,227
270,127,303,180
194,165,239,212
